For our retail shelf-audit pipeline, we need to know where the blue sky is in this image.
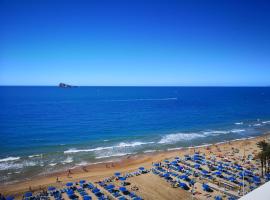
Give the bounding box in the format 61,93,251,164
0,0,270,86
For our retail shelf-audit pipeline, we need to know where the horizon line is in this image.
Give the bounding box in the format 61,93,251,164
0,85,269,87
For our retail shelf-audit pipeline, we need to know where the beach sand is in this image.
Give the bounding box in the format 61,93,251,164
1,133,269,200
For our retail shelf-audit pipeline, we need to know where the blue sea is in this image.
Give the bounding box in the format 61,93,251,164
1,86,270,183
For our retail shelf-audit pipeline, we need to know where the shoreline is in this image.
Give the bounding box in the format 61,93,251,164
1,133,269,197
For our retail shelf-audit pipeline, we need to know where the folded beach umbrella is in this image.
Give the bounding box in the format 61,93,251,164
79,180,86,184
24,192,32,198
66,182,73,187
48,186,56,191
164,160,170,163
83,195,92,200
119,187,127,192
175,156,180,160
114,172,121,177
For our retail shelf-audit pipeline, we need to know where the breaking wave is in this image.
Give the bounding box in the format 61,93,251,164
64,141,155,154
0,157,20,162
158,129,246,144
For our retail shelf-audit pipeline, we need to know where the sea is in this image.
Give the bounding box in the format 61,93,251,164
1,86,270,184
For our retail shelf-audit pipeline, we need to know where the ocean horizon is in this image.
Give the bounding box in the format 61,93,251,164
1,86,270,183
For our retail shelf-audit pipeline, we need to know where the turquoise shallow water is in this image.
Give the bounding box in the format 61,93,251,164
0,86,270,183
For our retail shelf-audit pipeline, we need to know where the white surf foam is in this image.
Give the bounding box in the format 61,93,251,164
167,147,183,151
0,157,20,162
28,154,42,158
144,150,157,153
230,129,245,133
235,122,243,125
96,153,134,159
262,121,270,124
158,132,204,144
253,123,262,127
115,141,155,148
64,141,155,154
49,163,57,166
62,157,73,164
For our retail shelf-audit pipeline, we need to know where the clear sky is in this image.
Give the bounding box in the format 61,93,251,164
0,0,270,86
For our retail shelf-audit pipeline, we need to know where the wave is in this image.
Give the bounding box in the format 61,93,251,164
96,153,134,159
0,157,20,162
262,121,270,124
64,141,155,154
158,129,246,144
230,129,245,133
167,147,183,151
115,141,155,148
235,122,243,125
61,156,73,164
143,150,157,153
28,154,42,158
0,160,37,171
158,132,204,144
253,123,262,127
107,98,177,102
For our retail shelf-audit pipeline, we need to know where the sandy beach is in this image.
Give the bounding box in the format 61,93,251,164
1,132,269,200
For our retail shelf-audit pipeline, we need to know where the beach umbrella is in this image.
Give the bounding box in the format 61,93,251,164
48,186,56,191
202,170,209,175
106,184,115,190
118,197,126,200
66,182,73,187
180,175,188,180
92,188,100,194
175,157,180,160
119,177,126,181
214,171,222,176
67,189,74,195
179,182,187,187
215,196,222,200
177,166,183,171
170,161,178,166
79,180,86,184
194,164,200,169
133,198,142,200
229,176,236,182
228,197,236,200
6,196,14,200
24,192,32,198
164,160,170,163
83,195,92,200
153,163,159,167
139,167,145,171
114,172,121,177
119,187,127,192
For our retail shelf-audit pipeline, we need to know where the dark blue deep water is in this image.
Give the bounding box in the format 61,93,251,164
1,86,270,182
